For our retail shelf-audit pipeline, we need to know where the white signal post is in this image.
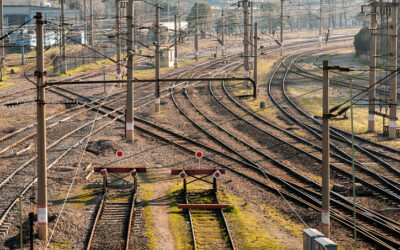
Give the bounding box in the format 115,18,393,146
195,151,203,169
116,150,123,166
130,169,137,178
100,168,108,193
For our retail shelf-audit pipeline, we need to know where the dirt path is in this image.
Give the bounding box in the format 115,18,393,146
146,165,175,250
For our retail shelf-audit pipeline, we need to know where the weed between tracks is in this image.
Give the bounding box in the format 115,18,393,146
167,182,194,249
223,191,302,248
287,74,400,149
138,183,155,249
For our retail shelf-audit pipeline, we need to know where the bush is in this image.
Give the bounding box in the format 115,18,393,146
354,27,370,56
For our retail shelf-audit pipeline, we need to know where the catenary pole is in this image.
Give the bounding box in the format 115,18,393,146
389,0,398,139
0,0,4,81
195,3,199,61
322,60,331,237
368,5,377,132
319,0,323,47
60,0,66,74
174,14,178,69
116,0,121,80
35,12,48,241
254,22,257,90
250,1,254,69
89,0,94,46
280,0,284,55
243,0,250,85
126,0,134,142
155,3,161,112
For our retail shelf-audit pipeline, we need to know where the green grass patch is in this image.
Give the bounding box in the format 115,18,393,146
287,76,399,149
50,184,98,210
223,192,297,248
138,183,156,249
52,238,70,249
167,182,194,250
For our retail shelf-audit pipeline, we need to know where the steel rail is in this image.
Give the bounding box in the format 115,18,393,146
281,56,400,186
267,54,400,199
219,78,400,231
289,55,400,155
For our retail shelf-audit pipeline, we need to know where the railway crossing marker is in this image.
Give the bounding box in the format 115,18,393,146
94,167,146,193
171,169,225,194
195,151,203,169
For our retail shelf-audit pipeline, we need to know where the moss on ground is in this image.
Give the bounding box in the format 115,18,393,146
50,184,98,210
52,238,70,249
167,181,194,250
138,183,155,249
223,192,299,249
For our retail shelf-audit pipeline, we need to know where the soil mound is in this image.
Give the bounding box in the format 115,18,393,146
86,139,118,156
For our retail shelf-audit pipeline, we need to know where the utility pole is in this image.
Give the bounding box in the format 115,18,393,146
322,60,330,238
243,0,250,85
116,0,121,80
297,10,301,37
328,0,333,34
83,0,87,44
368,5,377,132
280,0,284,56
0,0,4,81
89,0,94,45
60,0,66,74
35,12,48,241
250,1,254,69
195,3,199,61
177,0,181,43
155,3,161,112
174,14,178,69
254,22,257,90
21,29,25,65
126,0,134,142
221,10,225,58
319,0,323,47
389,0,398,139
270,11,273,46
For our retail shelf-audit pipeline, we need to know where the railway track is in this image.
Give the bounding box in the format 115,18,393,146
0,33,372,248
291,54,400,156
168,42,400,247
0,49,240,237
268,53,400,196
86,188,136,250
185,190,234,249
56,80,400,248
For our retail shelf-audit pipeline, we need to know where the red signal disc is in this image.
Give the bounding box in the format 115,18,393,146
195,151,203,159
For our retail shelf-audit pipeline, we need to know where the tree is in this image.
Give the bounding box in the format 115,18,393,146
215,10,240,36
186,2,213,38
259,1,280,32
354,27,370,56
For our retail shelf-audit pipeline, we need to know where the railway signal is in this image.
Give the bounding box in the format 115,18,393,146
116,150,123,157
213,170,222,179
195,151,203,169
100,168,108,176
178,170,187,179
130,169,137,178
195,151,203,159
